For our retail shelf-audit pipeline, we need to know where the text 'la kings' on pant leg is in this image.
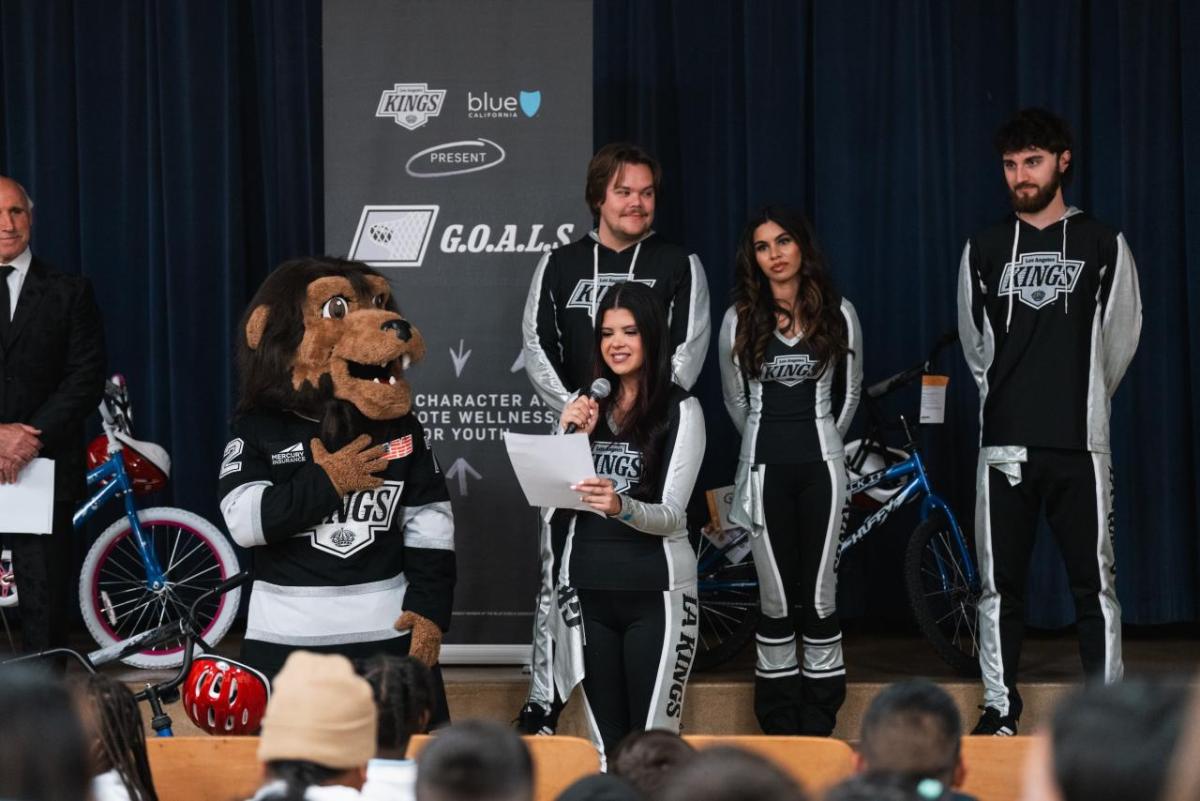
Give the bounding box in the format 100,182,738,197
1041,449,1123,684
795,458,847,736
578,588,631,759
749,464,804,734
625,588,698,736
975,453,1041,718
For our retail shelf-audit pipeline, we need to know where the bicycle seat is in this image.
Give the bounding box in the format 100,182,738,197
111,430,172,476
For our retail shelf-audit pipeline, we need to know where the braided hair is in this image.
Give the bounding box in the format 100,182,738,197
355,654,436,757
73,673,159,801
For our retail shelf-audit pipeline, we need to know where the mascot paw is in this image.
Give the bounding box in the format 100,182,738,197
396,610,442,667
311,434,387,496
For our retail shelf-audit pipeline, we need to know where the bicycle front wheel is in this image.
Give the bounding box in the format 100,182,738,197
904,512,982,677
694,533,760,672
79,507,242,669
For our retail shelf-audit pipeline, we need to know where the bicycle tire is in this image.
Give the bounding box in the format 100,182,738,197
903,512,982,677
79,507,242,669
694,534,760,671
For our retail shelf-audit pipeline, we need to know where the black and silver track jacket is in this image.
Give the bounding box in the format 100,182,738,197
521,230,710,411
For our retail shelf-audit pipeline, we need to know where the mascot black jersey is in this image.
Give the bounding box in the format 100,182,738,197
219,411,455,664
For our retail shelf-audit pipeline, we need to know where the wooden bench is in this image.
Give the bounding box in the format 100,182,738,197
147,734,601,801
685,735,856,792
958,736,1034,801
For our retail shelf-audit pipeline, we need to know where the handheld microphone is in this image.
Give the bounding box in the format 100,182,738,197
565,378,612,434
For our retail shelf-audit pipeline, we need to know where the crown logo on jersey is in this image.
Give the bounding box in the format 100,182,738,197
762,354,820,387
565,275,656,312
999,252,1085,310
308,480,404,558
592,441,643,494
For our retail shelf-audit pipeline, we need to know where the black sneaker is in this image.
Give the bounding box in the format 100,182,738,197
515,702,557,735
971,706,1018,736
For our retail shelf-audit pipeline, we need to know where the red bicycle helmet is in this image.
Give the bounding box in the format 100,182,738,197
183,655,271,735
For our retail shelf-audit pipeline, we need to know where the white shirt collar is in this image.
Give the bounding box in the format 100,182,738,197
1,247,31,274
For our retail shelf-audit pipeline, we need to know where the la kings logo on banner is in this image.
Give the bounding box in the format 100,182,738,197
307,481,404,558
566,274,656,313
377,83,446,130
999,252,1084,310
762,354,820,387
592,442,642,493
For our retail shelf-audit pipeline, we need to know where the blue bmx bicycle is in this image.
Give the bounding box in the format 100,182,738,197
694,334,982,676
72,375,241,668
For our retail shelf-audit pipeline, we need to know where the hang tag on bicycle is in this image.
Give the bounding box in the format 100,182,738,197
919,375,949,424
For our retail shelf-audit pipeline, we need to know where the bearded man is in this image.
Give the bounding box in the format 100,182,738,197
957,108,1142,735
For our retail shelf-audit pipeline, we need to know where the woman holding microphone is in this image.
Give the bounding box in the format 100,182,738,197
553,281,705,761
719,207,862,736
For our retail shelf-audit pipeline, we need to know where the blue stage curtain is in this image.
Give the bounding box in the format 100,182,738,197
596,0,1200,625
1,1,1195,626
0,0,322,533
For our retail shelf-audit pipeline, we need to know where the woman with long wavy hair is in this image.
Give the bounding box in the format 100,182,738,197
553,280,705,763
718,207,862,735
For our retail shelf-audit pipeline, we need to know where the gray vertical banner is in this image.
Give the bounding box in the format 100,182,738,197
323,0,592,659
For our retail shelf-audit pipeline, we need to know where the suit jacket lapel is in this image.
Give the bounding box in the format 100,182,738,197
6,258,48,350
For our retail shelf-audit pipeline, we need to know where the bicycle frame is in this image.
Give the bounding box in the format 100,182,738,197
836,448,977,588
72,424,168,591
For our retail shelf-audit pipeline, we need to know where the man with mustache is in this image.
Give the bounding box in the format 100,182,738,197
957,109,1142,735
518,142,711,734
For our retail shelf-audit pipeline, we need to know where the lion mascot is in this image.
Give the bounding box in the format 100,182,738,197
218,257,455,713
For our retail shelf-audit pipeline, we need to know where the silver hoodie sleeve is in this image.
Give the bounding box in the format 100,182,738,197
1100,233,1142,395
835,298,864,438
669,254,711,390
957,241,988,389
615,396,706,536
522,251,571,412
718,306,749,436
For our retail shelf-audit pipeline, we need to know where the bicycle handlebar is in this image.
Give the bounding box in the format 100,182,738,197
864,331,959,400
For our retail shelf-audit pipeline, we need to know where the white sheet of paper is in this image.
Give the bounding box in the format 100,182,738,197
919,375,949,424
0,458,56,534
503,432,601,514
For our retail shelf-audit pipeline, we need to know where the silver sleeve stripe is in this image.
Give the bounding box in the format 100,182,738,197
718,306,749,435
401,500,455,551
836,299,863,437
617,397,706,536
1099,233,1142,395
522,251,571,412
957,241,988,389
219,481,271,548
670,253,711,391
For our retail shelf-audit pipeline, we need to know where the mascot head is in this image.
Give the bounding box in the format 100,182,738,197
236,257,426,436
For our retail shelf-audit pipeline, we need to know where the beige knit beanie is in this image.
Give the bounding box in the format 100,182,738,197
257,651,377,769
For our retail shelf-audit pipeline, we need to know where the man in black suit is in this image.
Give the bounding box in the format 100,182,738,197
0,174,106,654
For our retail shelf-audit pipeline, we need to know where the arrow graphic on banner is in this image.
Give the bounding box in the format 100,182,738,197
450,340,472,377
510,350,525,373
445,458,481,496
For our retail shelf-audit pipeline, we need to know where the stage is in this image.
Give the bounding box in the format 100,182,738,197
71,621,1199,740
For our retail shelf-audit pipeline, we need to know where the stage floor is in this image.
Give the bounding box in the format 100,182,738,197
7,620,1196,740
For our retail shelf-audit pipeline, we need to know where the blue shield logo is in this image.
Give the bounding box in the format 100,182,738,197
519,90,541,118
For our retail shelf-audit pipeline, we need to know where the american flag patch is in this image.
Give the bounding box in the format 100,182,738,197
383,435,413,460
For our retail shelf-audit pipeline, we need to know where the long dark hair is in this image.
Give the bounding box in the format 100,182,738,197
732,207,848,377
73,673,159,801
592,281,673,499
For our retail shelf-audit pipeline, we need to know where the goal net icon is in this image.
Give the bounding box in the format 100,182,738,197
348,205,440,267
